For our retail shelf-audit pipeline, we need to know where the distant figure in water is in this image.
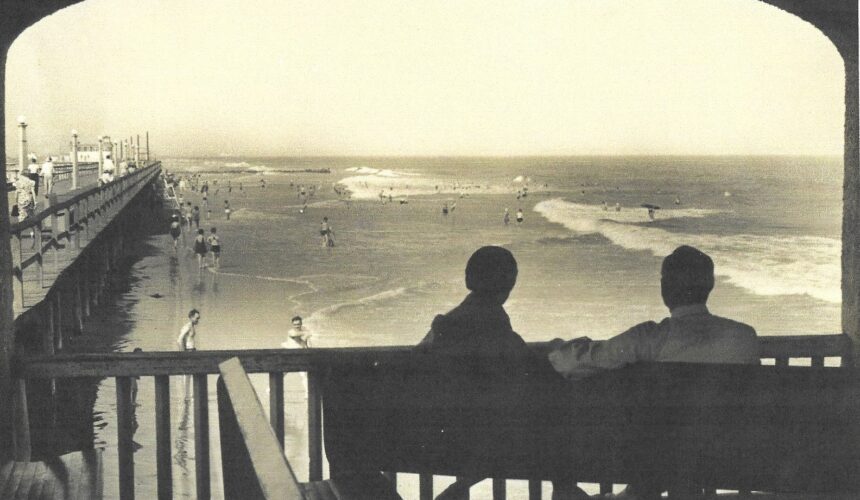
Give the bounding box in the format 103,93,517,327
282,315,312,349
224,200,231,220
193,229,208,269
169,214,182,250
615,202,621,212
648,207,656,221
503,208,510,226
320,217,334,247
675,196,681,205
442,203,449,216
260,178,266,189
516,208,524,224
602,200,608,211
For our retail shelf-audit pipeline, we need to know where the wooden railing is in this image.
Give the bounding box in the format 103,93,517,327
15,334,851,500
9,162,161,310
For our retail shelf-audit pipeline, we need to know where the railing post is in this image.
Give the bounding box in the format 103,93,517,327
12,378,31,461
528,480,542,500
307,369,323,481
50,210,59,276
117,376,135,500
419,474,433,500
12,231,25,309
269,372,284,449
36,220,44,288
155,375,173,500
73,201,81,249
194,374,211,500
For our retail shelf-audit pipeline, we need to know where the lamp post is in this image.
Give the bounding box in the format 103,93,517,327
97,136,104,179
17,116,27,174
71,130,79,189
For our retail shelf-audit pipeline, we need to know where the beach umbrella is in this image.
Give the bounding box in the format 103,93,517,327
640,203,661,210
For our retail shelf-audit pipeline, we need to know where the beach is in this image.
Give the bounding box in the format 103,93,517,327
76,155,841,498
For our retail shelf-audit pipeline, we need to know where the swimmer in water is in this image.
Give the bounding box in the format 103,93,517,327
442,203,449,216
615,202,621,212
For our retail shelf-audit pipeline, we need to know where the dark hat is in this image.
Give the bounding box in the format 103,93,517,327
465,246,517,294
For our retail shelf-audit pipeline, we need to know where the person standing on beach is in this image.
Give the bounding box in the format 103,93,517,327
177,309,201,398
282,316,312,349
224,200,231,220
516,208,524,224
503,208,510,226
177,309,200,351
193,229,208,269
192,206,201,229
41,156,55,197
184,202,193,227
207,227,221,269
320,217,334,247
13,170,37,247
169,214,182,250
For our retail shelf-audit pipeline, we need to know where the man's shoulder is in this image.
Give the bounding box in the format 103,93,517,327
706,314,757,337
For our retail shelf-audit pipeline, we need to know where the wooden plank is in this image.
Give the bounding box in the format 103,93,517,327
194,374,211,500
60,451,82,500
0,462,23,500
155,375,173,500
812,356,824,367
775,357,789,367
20,336,851,379
217,358,304,499
116,377,135,500
268,372,284,450
0,461,15,491
308,370,323,482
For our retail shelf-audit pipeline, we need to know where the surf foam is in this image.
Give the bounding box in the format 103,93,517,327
535,198,840,303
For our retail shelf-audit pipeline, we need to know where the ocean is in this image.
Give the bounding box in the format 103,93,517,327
82,155,842,498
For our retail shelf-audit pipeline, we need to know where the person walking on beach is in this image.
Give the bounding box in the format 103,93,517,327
516,208,524,224
169,214,182,250
192,206,201,229
193,229,208,269
503,208,510,226
320,217,334,247
282,316,312,349
207,227,221,269
41,156,55,197
177,309,201,398
224,200,231,220
177,309,200,351
184,202,193,227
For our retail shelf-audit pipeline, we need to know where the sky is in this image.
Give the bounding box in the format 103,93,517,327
3,0,846,157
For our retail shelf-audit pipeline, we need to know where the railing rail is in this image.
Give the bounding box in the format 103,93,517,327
14,335,853,500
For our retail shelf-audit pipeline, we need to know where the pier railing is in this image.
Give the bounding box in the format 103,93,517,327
9,162,161,311
14,334,851,500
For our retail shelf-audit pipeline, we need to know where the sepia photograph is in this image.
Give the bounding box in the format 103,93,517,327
0,0,857,499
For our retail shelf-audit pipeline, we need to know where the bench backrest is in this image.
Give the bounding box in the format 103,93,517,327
322,358,860,493
217,357,305,500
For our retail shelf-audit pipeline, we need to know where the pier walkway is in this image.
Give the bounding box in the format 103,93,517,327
9,163,161,318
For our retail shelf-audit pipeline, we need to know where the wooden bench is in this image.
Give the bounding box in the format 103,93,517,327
321,356,860,498
216,357,402,500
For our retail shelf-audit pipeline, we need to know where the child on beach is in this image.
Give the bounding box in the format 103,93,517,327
207,227,221,269
193,229,208,269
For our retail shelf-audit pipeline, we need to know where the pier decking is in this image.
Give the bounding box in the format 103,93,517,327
9,163,161,317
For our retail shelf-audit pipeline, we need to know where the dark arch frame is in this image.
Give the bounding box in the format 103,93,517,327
0,0,855,451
